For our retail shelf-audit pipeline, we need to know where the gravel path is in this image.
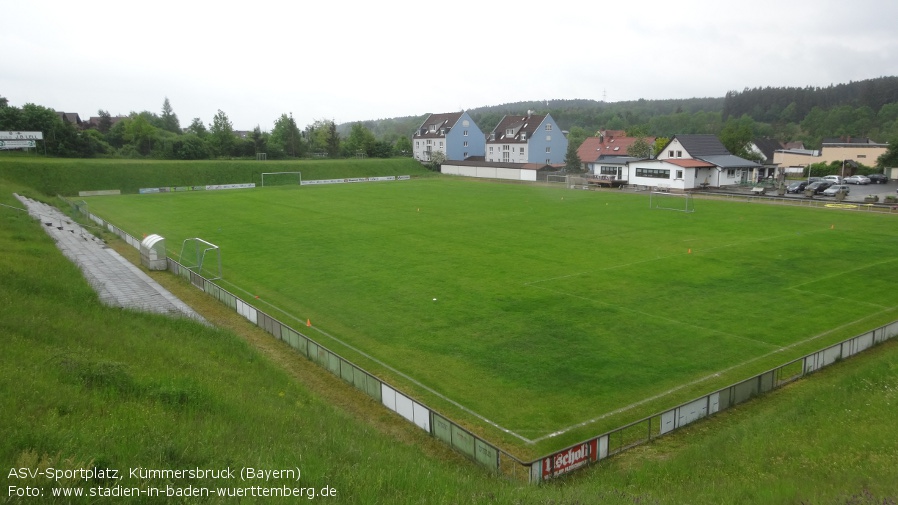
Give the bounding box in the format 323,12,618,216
15,194,207,324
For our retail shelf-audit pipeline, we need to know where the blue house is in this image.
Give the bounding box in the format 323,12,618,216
485,113,567,165
412,111,485,162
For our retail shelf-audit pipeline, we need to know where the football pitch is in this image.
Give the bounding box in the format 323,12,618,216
81,178,898,454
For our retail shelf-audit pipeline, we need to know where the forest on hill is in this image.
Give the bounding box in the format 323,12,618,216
354,76,898,152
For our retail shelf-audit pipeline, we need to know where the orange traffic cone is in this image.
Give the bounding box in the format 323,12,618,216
306,319,311,327
688,248,692,254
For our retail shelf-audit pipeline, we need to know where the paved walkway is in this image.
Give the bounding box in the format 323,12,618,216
15,194,208,324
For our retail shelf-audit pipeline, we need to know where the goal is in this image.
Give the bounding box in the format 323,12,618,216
649,191,695,213
178,238,222,280
261,171,302,187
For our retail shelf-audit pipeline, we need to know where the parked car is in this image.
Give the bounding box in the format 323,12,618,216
807,181,833,194
807,177,824,183
786,181,808,193
822,175,842,184
843,175,870,185
822,184,850,196
868,173,889,184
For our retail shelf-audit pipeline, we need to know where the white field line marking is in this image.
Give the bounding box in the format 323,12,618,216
788,257,898,291
529,304,898,444
524,231,802,287
218,279,534,444
527,283,782,350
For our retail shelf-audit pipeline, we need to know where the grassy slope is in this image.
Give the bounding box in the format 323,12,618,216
2,161,898,504
75,177,898,453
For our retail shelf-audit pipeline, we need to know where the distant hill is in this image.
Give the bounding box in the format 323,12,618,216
339,76,898,142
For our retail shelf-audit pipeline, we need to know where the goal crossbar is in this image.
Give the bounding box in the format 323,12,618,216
649,191,695,213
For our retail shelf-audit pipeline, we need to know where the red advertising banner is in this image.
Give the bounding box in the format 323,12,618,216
542,438,598,479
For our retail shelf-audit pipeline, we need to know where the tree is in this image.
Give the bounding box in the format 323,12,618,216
343,122,376,157
160,97,181,134
122,114,157,156
394,136,412,157
209,109,235,157
876,133,898,168
653,137,670,157
563,139,582,172
427,150,446,171
97,110,113,134
186,117,208,138
627,137,652,159
719,115,755,158
270,113,303,157
325,121,340,158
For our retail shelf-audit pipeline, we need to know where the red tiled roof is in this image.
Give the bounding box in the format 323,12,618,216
577,136,656,162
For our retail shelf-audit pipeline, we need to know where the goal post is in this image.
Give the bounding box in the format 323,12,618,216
261,171,302,187
649,191,695,213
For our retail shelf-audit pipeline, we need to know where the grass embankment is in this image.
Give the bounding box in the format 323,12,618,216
2,161,897,503
0,156,433,196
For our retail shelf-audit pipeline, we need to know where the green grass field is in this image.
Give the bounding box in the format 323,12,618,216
78,176,898,455
3,162,898,503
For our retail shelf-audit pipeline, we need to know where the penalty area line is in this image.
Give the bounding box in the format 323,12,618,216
216,278,535,444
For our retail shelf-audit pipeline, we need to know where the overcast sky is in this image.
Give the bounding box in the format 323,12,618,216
3,0,897,131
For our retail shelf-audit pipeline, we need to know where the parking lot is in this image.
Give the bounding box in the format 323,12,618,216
778,178,897,204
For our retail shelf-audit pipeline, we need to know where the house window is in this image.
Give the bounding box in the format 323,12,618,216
727,169,736,177
503,145,509,151
489,146,493,153
439,141,443,148
676,170,683,179
858,154,866,158
464,130,468,136
503,152,510,162
429,125,436,132
462,120,469,127
545,147,551,153
415,141,419,147
676,150,682,158
635,168,670,179
426,140,431,145
545,124,553,131
546,158,551,164
600,166,617,175
463,141,468,147
519,147,524,154
668,150,674,157
464,152,468,158
546,135,551,141
506,128,514,136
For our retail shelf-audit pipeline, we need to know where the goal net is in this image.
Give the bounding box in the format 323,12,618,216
649,191,695,213
178,238,222,280
261,171,302,187
546,174,569,186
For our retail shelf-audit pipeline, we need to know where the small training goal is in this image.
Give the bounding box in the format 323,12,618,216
649,191,695,213
178,238,222,280
261,171,302,187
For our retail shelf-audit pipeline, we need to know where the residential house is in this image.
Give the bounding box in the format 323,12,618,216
577,130,655,183
485,113,567,165
628,134,761,190
413,111,485,162
55,111,83,127
747,137,784,179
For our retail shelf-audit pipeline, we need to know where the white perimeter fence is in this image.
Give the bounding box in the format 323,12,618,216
70,199,898,484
